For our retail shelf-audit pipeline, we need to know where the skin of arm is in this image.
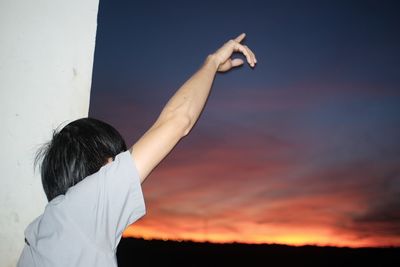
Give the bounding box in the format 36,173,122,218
130,33,257,183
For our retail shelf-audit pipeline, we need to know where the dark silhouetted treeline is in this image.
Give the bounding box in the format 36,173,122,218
117,237,399,267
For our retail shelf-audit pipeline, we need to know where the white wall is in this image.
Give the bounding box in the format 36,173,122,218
0,0,99,265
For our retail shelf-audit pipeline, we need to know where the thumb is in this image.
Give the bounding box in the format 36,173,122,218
231,58,244,67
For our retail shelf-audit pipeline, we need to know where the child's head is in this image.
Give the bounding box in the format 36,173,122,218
36,118,127,201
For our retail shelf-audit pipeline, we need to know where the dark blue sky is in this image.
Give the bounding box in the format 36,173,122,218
90,0,400,247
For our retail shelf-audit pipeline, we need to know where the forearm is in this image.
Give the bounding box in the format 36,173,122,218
154,54,219,136
131,55,219,181
130,34,256,182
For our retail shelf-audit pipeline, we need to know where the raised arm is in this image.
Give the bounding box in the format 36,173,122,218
130,33,257,182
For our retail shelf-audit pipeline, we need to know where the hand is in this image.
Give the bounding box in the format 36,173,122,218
210,33,257,72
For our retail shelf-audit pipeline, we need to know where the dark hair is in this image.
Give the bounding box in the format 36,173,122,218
35,118,127,201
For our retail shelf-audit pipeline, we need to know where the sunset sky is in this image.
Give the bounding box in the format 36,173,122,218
89,0,400,247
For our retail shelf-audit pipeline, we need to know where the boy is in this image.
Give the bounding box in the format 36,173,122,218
18,33,257,266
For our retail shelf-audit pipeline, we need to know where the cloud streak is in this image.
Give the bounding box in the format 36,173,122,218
121,119,400,247
88,81,400,247
90,1,400,248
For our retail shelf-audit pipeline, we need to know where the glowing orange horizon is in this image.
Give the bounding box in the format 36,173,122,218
123,224,399,248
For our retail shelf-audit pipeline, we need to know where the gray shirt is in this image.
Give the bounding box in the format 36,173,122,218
17,150,146,267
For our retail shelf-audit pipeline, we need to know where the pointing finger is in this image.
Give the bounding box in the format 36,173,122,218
234,33,246,43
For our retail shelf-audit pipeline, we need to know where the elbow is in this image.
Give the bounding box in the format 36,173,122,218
176,114,192,137
157,109,193,138
169,112,192,137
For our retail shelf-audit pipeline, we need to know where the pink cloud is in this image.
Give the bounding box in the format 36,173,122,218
123,131,400,247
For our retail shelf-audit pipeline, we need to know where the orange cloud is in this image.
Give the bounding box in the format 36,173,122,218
121,128,400,248
94,81,400,248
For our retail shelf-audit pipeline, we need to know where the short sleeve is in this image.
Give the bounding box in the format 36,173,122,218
62,150,146,250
